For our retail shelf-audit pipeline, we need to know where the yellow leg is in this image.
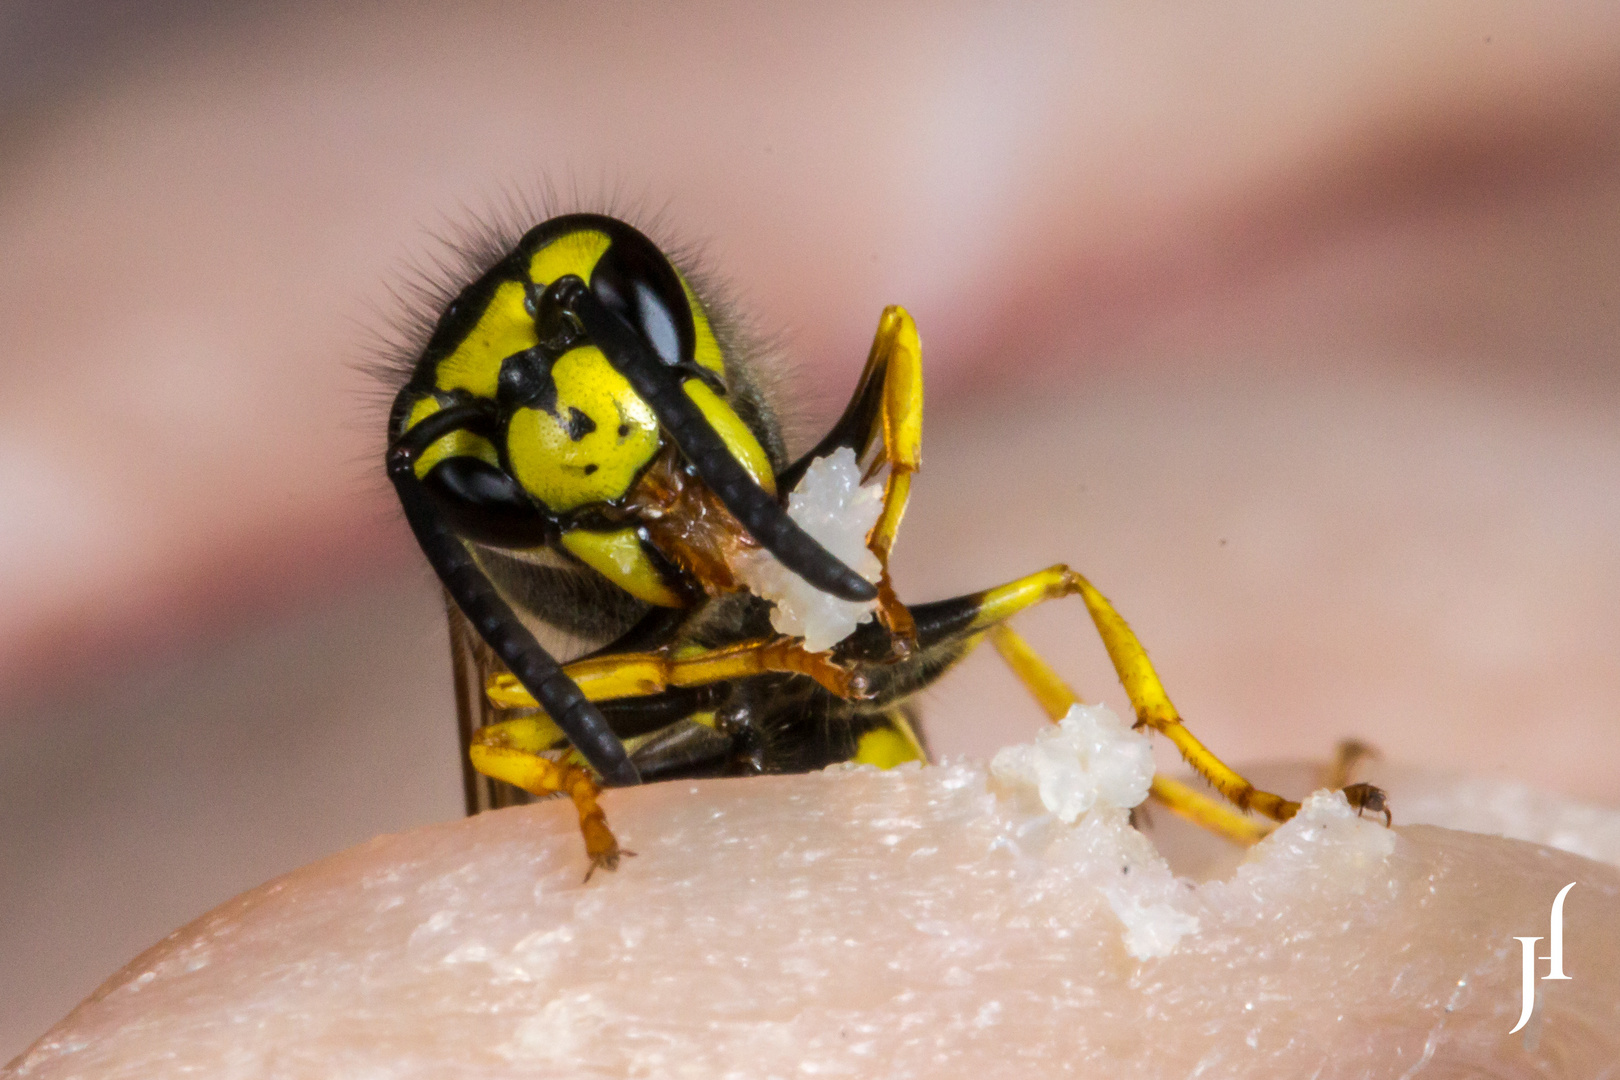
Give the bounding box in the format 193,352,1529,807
987,623,1082,722
1065,573,1302,822
989,624,1273,845
468,738,626,879
966,566,1301,822
1147,775,1274,844
486,635,872,709
967,565,1084,630
1322,738,1380,789
856,306,924,647
857,307,923,543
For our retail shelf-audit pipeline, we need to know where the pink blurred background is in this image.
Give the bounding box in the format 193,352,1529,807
5,0,1620,1058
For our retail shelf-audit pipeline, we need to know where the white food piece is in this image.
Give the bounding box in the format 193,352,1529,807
1102,885,1202,960
989,707,1395,960
990,702,1155,822
730,447,885,651
1102,790,1397,961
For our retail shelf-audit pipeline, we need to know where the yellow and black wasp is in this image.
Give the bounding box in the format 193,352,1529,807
385,212,1383,875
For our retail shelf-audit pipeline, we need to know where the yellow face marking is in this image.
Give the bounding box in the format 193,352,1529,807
852,725,925,769
678,275,726,376
683,379,776,495
530,230,612,287
405,395,499,479
560,528,683,607
433,280,536,399
505,346,660,512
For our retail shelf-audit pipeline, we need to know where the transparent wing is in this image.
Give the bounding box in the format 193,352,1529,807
446,593,534,814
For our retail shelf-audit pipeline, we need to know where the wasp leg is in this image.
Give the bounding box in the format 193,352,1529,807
1322,738,1381,789
486,635,874,708
1342,781,1393,827
1321,739,1392,823
988,625,1272,846
909,565,1301,823
467,725,628,880
985,623,1082,724
991,589,1395,828
388,401,639,789
782,306,923,650
859,307,923,649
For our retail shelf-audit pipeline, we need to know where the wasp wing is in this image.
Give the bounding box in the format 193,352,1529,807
445,593,534,814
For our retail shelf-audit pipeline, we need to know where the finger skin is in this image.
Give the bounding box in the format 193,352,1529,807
10,766,1619,1078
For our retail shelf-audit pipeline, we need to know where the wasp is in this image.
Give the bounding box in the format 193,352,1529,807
385,213,1385,875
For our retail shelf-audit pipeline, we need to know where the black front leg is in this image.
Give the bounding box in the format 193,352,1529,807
387,404,641,787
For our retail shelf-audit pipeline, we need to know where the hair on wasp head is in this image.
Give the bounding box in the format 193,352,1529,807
380,200,1389,881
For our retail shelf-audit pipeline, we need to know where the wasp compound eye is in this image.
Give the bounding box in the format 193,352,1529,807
586,227,695,368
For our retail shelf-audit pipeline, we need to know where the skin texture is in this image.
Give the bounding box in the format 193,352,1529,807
4,0,1620,1060
7,763,1619,1078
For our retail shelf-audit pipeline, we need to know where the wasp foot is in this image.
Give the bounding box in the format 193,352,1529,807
1342,782,1392,827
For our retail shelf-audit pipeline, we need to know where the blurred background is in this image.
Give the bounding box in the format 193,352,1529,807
4,0,1620,1058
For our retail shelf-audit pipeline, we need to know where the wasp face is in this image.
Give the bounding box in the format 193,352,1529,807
386,213,879,791
501,342,662,513
409,215,777,517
